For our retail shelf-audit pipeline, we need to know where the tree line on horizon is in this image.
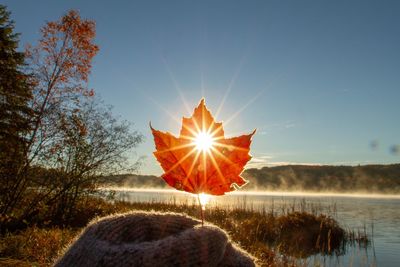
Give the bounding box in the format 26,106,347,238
101,164,400,194
243,164,400,193
0,6,142,231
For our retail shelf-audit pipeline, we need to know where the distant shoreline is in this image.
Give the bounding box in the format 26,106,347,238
101,187,400,199
100,163,400,195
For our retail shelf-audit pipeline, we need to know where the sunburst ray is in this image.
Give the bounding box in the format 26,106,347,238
163,147,197,176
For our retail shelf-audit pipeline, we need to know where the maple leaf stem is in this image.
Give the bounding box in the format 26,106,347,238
197,193,204,226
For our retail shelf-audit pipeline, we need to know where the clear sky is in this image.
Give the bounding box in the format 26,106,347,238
3,0,400,175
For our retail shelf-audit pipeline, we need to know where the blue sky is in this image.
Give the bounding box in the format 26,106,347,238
4,0,400,175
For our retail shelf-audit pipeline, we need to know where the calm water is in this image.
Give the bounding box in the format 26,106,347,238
113,189,400,267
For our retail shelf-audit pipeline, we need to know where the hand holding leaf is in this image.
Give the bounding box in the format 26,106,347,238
151,99,255,222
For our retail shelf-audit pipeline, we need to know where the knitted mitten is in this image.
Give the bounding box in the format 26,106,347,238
54,211,256,267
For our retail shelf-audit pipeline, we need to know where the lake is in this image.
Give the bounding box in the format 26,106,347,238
113,188,400,267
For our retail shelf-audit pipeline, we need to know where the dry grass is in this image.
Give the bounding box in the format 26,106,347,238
0,197,364,267
0,227,77,266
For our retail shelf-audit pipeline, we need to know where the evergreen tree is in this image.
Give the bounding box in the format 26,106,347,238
0,5,33,211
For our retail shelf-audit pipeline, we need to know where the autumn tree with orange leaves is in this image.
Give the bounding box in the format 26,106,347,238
1,10,142,230
25,10,99,163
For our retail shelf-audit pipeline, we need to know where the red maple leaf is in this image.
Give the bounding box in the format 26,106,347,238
151,99,255,196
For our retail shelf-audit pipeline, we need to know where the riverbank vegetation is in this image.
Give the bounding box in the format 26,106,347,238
0,196,368,267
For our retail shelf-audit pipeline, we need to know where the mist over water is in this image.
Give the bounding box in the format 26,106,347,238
108,188,400,267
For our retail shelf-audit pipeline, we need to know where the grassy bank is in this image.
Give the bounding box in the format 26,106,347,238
0,197,367,266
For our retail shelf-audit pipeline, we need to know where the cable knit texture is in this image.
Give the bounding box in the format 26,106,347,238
54,211,257,267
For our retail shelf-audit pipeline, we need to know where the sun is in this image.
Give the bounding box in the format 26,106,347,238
194,131,215,152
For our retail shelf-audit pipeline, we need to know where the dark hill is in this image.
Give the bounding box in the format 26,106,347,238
99,174,168,189
242,164,400,193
